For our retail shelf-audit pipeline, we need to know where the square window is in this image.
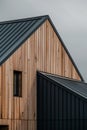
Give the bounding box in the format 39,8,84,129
13,70,22,97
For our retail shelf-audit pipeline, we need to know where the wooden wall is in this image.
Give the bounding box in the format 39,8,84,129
0,20,81,130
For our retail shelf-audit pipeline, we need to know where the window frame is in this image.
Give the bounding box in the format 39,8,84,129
13,70,22,97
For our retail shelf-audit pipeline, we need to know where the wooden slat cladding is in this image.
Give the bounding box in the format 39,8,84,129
0,20,81,129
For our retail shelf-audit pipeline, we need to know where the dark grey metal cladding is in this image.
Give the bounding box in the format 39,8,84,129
37,72,87,130
43,73,87,99
0,16,48,65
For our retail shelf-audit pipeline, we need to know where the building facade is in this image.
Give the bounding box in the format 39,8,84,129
0,15,83,130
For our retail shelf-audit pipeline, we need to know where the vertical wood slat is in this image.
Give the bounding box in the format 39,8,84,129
28,121,36,130
1,63,9,119
0,20,81,130
19,41,28,120
50,22,55,74
8,57,13,119
28,34,36,120
46,20,51,72
12,120,28,130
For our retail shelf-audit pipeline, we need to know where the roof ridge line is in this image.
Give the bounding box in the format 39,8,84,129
38,71,86,84
0,15,49,25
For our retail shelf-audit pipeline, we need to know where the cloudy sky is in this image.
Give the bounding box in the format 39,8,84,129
0,0,87,81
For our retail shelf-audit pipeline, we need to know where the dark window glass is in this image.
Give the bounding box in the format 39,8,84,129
13,71,22,97
0,125,9,130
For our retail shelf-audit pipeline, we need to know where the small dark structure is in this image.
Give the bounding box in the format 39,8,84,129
37,72,87,130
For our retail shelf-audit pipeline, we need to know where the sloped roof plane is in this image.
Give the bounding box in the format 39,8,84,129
38,71,87,100
0,15,48,65
0,15,84,81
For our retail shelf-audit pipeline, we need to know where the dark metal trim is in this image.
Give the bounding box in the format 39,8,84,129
0,15,49,25
47,16,84,81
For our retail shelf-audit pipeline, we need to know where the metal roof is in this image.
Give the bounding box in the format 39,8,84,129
0,15,84,81
38,72,87,100
0,15,48,65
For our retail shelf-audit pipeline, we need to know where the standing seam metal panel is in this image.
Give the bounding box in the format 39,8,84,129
37,73,87,130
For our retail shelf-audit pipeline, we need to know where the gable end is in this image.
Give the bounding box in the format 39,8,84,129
0,15,84,81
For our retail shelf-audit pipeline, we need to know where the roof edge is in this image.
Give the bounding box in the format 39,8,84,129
47,16,84,82
0,15,48,65
38,71,85,83
37,71,87,101
0,15,49,25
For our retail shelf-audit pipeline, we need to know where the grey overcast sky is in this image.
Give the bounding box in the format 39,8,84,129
0,0,87,81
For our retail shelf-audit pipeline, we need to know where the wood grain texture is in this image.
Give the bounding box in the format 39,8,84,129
0,20,81,129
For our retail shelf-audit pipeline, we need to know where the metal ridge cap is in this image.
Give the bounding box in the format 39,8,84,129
0,15,49,25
